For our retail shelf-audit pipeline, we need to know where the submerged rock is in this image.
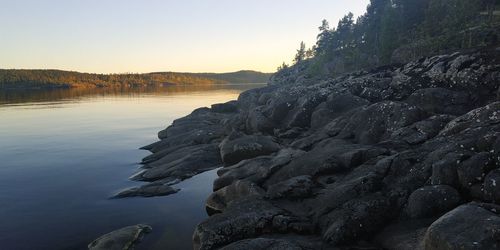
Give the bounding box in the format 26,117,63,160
88,224,152,250
113,183,180,198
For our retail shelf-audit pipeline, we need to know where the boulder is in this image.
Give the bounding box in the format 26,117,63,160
484,169,500,203
407,88,472,115
266,175,314,199
321,194,393,245
88,224,152,250
283,91,327,129
310,91,370,129
219,238,302,250
457,152,494,189
391,115,454,145
267,139,389,185
430,153,462,187
219,134,281,165
439,102,500,137
155,108,227,142
245,107,277,134
206,180,265,214
132,143,222,181
214,148,304,191
211,101,239,113
374,219,432,250
214,157,273,191
219,236,327,250
336,101,428,144
406,185,461,218
193,198,286,250
424,203,500,250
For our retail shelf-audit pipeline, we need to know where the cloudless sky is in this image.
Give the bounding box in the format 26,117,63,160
0,0,369,73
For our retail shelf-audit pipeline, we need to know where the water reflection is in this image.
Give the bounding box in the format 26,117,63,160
0,83,265,250
0,84,260,105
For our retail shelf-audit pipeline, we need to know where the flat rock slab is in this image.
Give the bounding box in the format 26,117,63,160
219,133,281,165
113,183,180,198
193,198,286,250
88,224,152,250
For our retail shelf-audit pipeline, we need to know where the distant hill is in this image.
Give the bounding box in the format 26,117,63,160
189,70,272,84
0,69,272,90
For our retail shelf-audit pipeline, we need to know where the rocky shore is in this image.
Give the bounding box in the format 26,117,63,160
122,48,500,249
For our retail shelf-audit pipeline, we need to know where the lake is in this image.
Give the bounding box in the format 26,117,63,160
0,84,265,250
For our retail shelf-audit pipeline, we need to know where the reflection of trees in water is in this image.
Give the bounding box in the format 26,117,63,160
0,84,265,105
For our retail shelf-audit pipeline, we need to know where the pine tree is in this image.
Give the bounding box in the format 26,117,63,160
277,62,289,71
294,41,307,64
316,19,331,55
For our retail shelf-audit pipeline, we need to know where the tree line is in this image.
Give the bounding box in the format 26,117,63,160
0,69,271,89
283,0,500,75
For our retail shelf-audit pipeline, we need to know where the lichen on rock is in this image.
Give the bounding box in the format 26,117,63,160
133,48,500,249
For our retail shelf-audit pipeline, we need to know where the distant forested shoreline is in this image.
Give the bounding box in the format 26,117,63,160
0,69,272,90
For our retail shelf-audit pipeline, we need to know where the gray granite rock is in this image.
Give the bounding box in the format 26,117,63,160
424,203,500,250
88,224,152,250
132,49,500,249
406,185,461,218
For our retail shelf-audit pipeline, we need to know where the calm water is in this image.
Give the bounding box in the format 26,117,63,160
0,84,264,250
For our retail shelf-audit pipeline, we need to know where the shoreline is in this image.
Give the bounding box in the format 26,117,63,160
109,48,500,249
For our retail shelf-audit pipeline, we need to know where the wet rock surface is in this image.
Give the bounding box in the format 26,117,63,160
132,49,500,249
88,224,152,250
113,182,180,198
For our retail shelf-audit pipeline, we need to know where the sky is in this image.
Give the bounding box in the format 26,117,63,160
0,0,369,74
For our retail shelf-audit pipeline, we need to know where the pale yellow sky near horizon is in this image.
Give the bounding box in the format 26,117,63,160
0,0,370,74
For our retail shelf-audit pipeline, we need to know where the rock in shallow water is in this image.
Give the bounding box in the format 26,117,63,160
113,183,180,198
88,224,152,250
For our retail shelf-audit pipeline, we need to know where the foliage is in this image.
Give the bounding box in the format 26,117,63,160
287,0,500,76
0,70,272,89
277,62,289,71
294,41,307,63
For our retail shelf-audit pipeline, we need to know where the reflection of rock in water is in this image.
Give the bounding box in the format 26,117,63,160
88,224,152,250
135,48,500,249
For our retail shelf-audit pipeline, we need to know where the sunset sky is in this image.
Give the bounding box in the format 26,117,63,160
0,0,369,73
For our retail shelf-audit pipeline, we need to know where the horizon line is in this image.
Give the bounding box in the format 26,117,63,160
0,68,275,75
